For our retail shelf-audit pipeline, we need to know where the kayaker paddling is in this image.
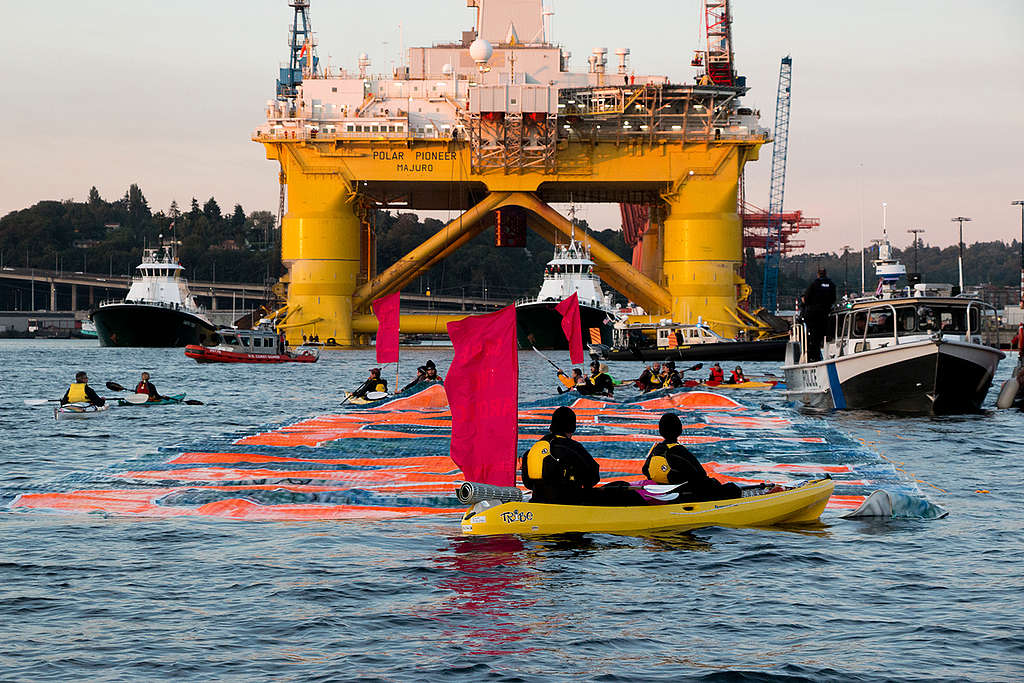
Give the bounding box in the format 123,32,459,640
60,371,105,407
402,359,444,392
134,372,168,402
351,368,388,399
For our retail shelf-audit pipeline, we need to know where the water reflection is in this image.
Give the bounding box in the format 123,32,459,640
431,535,539,655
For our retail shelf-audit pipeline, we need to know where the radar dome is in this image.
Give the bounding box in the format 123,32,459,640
469,38,493,64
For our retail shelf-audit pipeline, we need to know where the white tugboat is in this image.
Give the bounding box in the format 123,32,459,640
90,242,217,347
783,235,1004,414
514,232,622,350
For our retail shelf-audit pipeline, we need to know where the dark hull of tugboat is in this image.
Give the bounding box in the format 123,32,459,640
593,340,787,362
783,340,1004,415
91,304,218,348
184,345,319,364
515,301,614,350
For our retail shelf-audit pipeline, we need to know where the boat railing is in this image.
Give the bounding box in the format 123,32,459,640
97,298,206,314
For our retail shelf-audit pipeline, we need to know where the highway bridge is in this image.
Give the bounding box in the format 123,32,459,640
0,266,505,316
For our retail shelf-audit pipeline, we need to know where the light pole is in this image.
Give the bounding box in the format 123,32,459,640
906,228,925,273
951,216,971,292
842,245,851,296
1013,200,1024,310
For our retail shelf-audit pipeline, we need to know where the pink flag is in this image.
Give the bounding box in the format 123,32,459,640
372,292,400,364
446,306,519,486
555,292,584,365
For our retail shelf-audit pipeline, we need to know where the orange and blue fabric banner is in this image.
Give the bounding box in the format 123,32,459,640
555,292,584,364
372,292,400,364
446,305,518,487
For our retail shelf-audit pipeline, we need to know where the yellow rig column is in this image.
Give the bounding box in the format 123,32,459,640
279,172,361,346
662,149,745,339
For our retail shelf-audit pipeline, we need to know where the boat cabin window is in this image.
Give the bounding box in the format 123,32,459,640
915,305,974,333
222,334,238,346
867,311,894,337
239,335,250,348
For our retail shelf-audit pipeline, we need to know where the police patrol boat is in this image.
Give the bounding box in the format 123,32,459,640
783,237,1004,414
91,242,217,347
185,320,319,363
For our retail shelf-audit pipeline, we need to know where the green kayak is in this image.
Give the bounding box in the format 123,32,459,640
117,393,186,406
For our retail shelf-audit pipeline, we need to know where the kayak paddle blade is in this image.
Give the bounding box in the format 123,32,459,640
106,381,126,392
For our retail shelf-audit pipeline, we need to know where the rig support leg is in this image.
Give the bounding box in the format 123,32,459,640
662,152,744,338
281,176,361,346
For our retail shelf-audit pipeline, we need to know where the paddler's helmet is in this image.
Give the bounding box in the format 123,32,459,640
550,406,577,435
658,413,682,441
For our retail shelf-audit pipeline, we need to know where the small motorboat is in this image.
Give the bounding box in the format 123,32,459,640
460,478,834,536
783,235,1004,414
54,402,110,420
185,323,319,364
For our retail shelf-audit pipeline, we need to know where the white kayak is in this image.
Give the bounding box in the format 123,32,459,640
54,402,110,420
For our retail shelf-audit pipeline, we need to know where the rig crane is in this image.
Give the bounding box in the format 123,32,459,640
277,0,318,100
760,55,793,313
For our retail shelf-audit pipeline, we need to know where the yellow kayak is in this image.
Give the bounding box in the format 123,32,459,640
461,478,834,536
698,380,778,390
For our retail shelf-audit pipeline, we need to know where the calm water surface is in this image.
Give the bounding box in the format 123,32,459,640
1,339,1021,681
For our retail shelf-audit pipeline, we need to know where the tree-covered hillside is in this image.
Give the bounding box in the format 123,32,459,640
0,185,279,284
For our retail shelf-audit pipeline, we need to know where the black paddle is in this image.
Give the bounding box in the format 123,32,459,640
531,346,577,393
106,381,204,405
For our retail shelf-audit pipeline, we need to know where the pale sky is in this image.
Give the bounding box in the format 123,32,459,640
1,0,1022,253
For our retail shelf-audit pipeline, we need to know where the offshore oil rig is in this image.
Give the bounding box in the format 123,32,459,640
255,0,775,346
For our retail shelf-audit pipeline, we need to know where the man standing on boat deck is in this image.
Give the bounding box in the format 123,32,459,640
802,268,837,362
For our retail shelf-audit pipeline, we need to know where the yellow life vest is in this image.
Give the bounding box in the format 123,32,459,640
374,382,386,393
525,439,551,481
67,383,88,403
645,443,678,484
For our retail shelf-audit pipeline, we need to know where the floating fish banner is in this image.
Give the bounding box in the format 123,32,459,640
9,385,920,521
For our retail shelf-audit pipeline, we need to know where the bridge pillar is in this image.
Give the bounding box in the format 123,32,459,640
662,150,744,338
70,284,77,311
50,281,56,311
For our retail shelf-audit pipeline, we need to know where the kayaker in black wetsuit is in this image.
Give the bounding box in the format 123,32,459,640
404,360,442,391
423,360,442,382
402,365,428,392
642,413,742,502
635,362,663,392
522,407,600,504
662,361,683,388
134,372,167,401
522,407,645,506
578,360,614,397
352,368,388,399
60,371,105,407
